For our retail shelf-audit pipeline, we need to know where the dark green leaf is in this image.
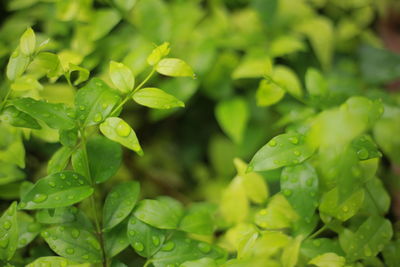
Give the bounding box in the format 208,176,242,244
105,221,129,258
179,203,215,235
152,232,226,267
47,146,72,175
59,128,78,147
249,133,315,172
20,171,94,210
12,98,75,130
75,78,121,127
0,202,18,260
103,181,140,231
41,225,102,263
0,106,41,129
127,215,166,258
134,197,184,230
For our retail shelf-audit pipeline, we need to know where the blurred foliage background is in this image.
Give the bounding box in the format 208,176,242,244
1,0,400,234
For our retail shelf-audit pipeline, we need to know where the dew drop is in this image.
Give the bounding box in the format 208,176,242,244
82,255,90,260
66,248,75,255
0,238,9,248
60,173,66,180
162,241,175,251
19,202,27,209
166,264,175,267
269,140,277,147
19,238,27,246
72,174,78,179
152,236,160,246
116,121,131,137
357,148,369,160
116,212,124,218
42,231,50,238
78,180,84,185
79,105,85,111
3,220,11,230
129,218,136,225
33,194,48,203
133,242,144,252
55,196,61,201
71,228,80,239
288,136,299,144
342,206,349,212
129,230,136,236
48,181,56,188
293,150,301,156
198,242,211,253
364,246,372,257
93,113,103,122
283,189,292,196
67,195,74,200
290,177,298,183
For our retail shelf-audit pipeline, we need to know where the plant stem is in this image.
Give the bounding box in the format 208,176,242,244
110,68,156,117
80,129,108,267
0,87,11,112
143,260,152,267
308,224,328,240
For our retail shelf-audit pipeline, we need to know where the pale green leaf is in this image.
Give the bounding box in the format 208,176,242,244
133,88,185,109
308,253,345,267
156,58,194,77
19,27,36,55
109,61,135,93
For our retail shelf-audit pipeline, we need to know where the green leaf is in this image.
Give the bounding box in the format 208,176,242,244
156,58,194,77
152,232,226,267
297,16,333,69
0,106,41,129
103,181,140,231
319,187,364,221
35,207,77,225
351,135,382,161
281,236,303,267
72,136,122,184
41,225,102,263
281,163,319,220
19,27,36,55
382,240,400,267
256,79,285,107
26,257,69,267
47,146,73,175
147,42,170,66
59,128,78,147
249,133,315,172
301,238,344,259
254,194,299,229
11,75,43,91
179,203,216,235
232,56,272,79
270,66,303,99
220,177,249,224
127,215,166,258
180,258,218,267
361,177,390,215
215,97,249,144
0,202,18,260
133,87,185,109
305,68,328,97
0,162,25,186
99,117,143,155
342,216,393,261
134,197,184,229
12,98,75,130
109,61,135,93
75,78,121,127
6,49,30,81
17,212,41,248
20,171,94,210
308,253,345,267
65,63,90,86
105,221,129,258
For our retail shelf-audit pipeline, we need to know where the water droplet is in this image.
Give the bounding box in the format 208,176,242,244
93,113,103,122
283,189,292,196
67,195,74,200
3,220,11,230
288,136,299,144
357,148,369,160
351,167,361,177
129,230,136,236
116,212,124,218
259,209,267,215
71,228,80,239
290,177,298,183
19,238,27,246
19,202,27,209
72,174,78,179
342,206,349,212
59,226,65,232
152,236,160,246
133,242,144,252
66,181,72,186
269,140,277,147
166,264,175,267
273,160,281,165
79,105,85,111
292,159,299,164
33,194,48,203
60,173,66,180
162,241,175,251
42,231,50,238
66,248,75,255
129,218,136,225
293,150,301,156
78,180,84,185
312,240,321,247
48,181,56,188
0,239,9,248
198,242,211,253
310,192,316,197
364,246,372,257
116,121,131,137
